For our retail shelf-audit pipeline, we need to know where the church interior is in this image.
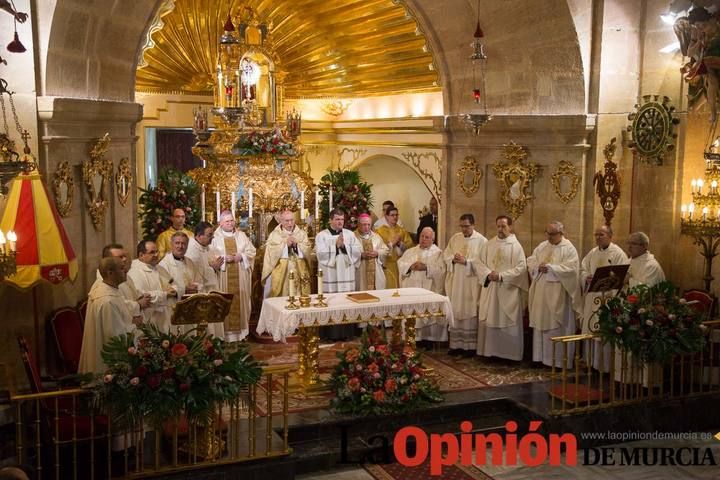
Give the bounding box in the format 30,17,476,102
1,0,720,479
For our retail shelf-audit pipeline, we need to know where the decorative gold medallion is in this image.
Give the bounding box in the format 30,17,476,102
52,161,74,217
627,95,679,165
115,157,132,207
456,156,483,197
82,133,113,231
491,142,540,220
550,160,580,204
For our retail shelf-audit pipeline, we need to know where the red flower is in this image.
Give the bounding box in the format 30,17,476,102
367,363,379,374
348,377,361,392
135,365,148,377
148,375,161,390
179,383,190,393
627,294,639,304
162,368,175,379
172,343,189,357
373,390,385,403
384,379,397,393
345,348,359,362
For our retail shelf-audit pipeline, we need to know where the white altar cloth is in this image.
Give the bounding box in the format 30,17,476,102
257,288,454,342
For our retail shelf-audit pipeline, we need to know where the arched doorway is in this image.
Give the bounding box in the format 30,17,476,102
355,154,433,241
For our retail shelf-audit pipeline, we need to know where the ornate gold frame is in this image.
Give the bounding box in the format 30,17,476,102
456,156,483,197
51,161,74,217
593,137,621,227
115,157,132,207
491,142,540,220
82,134,113,231
551,160,580,204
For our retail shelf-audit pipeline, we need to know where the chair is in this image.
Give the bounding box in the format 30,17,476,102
48,307,84,374
17,336,107,442
683,289,715,321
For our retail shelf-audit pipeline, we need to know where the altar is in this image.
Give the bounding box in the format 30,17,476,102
257,287,454,389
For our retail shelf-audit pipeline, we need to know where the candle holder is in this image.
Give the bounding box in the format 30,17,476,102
285,294,300,310
313,293,328,308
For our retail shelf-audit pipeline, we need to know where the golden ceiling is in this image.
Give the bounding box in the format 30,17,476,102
136,0,441,98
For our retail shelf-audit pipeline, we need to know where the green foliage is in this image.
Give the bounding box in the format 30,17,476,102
138,169,201,240
91,324,262,429
329,326,443,416
318,169,373,230
597,281,708,363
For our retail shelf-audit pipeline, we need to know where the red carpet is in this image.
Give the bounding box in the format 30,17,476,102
364,460,496,480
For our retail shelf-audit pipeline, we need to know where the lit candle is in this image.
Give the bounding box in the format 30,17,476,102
712,180,718,194
0,230,5,255
689,203,695,219
703,206,709,220
314,188,319,221
289,271,296,297
231,191,236,219
218,72,224,108
6,231,15,252
681,204,687,219
317,268,323,296
300,190,305,219
698,179,704,194
329,188,333,211
691,179,697,193
216,189,221,223
201,185,206,221
248,187,253,218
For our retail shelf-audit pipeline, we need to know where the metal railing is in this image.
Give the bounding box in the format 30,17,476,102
549,321,720,415
7,365,292,479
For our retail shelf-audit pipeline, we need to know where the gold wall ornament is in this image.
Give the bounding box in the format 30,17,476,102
550,160,580,204
491,142,540,220
51,161,74,217
456,156,483,197
337,147,367,169
401,151,442,204
115,157,132,207
627,95,679,165
593,137,621,227
82,134,113,231
321,100,351,117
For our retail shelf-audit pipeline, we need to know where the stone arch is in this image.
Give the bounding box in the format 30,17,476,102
406,0,586,115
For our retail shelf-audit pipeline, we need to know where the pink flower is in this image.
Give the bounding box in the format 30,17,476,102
171,343,189,357
373,390,385,402
213,359,223,366
127,347,137,355
615,326,623,334
103,374,114,383
130,377,140,386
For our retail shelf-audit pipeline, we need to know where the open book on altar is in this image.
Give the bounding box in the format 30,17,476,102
346,292,381,303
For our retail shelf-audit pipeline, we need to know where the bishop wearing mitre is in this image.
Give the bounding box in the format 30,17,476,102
262,210,312,297
354,213,388,291
398,227,446,346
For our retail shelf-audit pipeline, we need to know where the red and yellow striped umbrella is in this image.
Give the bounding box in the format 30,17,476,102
0,167,78,289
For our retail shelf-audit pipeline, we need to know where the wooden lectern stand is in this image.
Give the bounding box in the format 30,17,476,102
171,292,233,336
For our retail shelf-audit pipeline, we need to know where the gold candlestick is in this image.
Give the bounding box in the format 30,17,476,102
286,271,300,310
314,269,328,307
299,273,312,307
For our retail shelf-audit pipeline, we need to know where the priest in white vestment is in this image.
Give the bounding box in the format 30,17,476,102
476,215,528,361
354,213,388,291
90,243,149,317
316,208,362,339
443,214,486,354
211,211,256,341
185,222,226,337
626,231,665,288
262,210,312,297
79,257,137,374
398,227,446,345
528,221,581,368
127,240,177,333
580,225,629,370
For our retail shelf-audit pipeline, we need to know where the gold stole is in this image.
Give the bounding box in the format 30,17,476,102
361,236,376,290
270,253,310,297
224,237,243,331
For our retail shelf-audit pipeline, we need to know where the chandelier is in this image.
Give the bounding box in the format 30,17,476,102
680,120,720,291
190,6,310,242
461,0,491,134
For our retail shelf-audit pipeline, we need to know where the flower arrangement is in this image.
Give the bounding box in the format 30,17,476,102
236,129,295,156
92,324,262,429
329,326,443,416
319,169,373,230
138,168,200,239
597,281,707,363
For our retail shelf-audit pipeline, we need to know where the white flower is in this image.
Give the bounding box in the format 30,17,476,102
645,319,654,326
214,359,223,366
399,377,407,384
356,364,363,371
637,308,646,314
373,372,381,379
360,387,366,393
413,374,420,380
161,340,170,349
700,324,708,332
679,298,687,304
668,314,676,320
224,375,233,382
127,347,137,355
368,346,375,352
615,326,623,334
